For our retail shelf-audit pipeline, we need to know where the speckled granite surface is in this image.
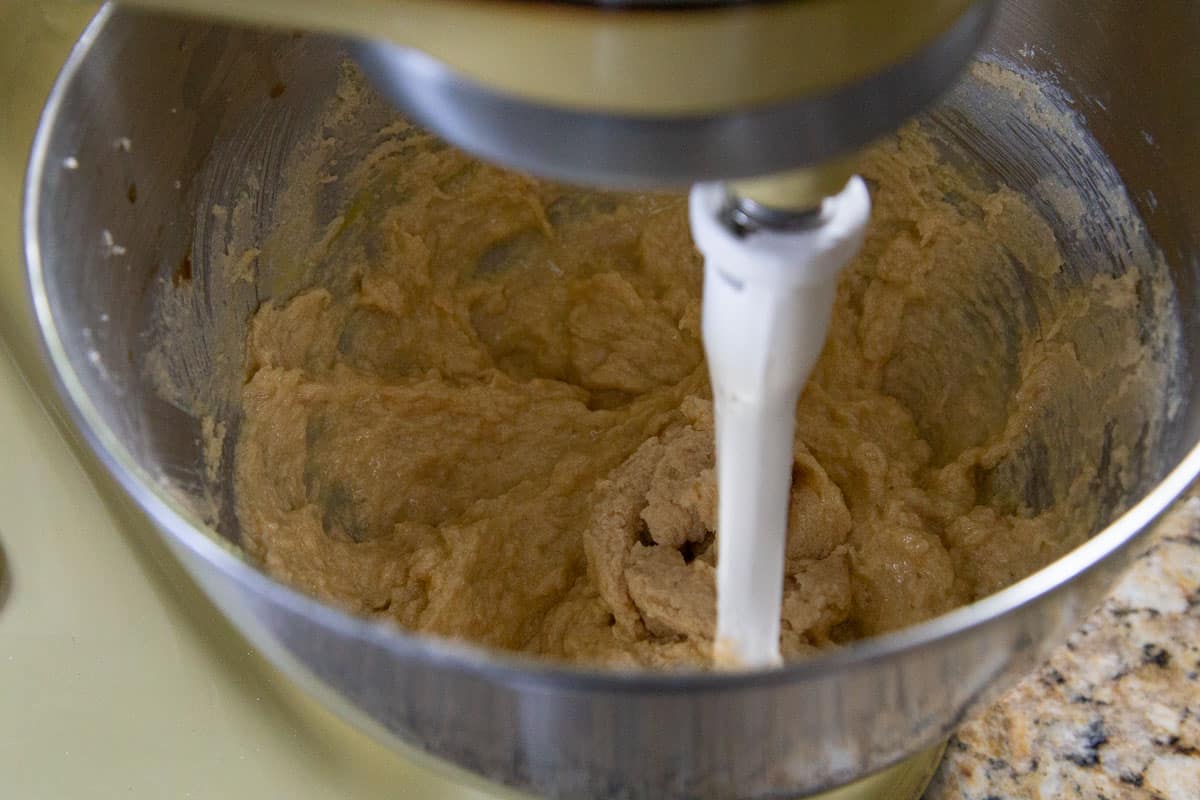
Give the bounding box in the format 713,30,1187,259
926,498,1200,800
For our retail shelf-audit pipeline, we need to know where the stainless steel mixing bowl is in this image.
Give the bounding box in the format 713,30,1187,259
24,3,1200,798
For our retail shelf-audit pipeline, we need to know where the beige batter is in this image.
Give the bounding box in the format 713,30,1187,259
232,121,1160,669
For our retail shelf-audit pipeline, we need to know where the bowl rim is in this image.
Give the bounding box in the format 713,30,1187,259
22,2,1200,694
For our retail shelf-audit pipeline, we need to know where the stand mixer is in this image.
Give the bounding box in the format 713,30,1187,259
23,0,1200,796
121,0,992,667
30,2,1200,799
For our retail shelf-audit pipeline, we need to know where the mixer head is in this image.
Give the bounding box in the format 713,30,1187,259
135,0,995,196
354,0,996,193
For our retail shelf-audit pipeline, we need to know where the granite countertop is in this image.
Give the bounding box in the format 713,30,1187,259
926,497,1200,799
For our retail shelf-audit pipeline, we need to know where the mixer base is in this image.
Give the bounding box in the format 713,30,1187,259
808,741,947,800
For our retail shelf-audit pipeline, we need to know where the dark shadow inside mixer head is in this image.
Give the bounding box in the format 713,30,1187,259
30,8,1190,566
